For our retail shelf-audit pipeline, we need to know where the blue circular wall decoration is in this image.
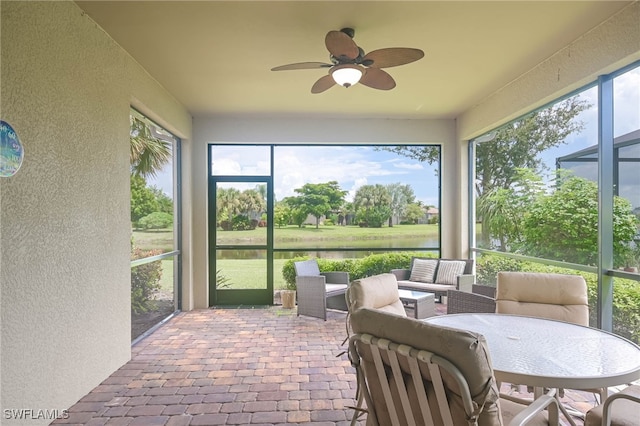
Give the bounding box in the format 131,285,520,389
0,120,24,177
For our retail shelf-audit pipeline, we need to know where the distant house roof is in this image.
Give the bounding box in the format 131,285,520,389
556,129,640,163
426,207,439,215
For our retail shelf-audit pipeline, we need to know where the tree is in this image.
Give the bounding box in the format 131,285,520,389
130,115,171,178
475,96,589,245
476,97,589,199
238,189,266,219
282,196,308,227
255,184,267,202
216,187,241,228
291,208,308,228
293,181,347,229
376,145,440,166
150,187,173,214
131,175,159,224
476,168,545,251
303,194,333,228
522,176,638,266
353,184,392,228
386,183,416,227
274,204,292,228
403,203,425,224
377,98,589,246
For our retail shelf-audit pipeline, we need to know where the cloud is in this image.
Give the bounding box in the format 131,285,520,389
393,161,424,170
614,67,640,136
273,146,417,201
347,177,369,202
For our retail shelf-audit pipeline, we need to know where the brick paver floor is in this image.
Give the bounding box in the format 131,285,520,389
52,307,362,426
51,305,603,425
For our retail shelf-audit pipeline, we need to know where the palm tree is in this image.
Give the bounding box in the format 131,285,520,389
217,187,241,225
130,115,171,178
239,189,266,220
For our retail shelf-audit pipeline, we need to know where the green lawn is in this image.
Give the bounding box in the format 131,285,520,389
159,259,174,292
134,223,440,290
216,258,288,290
134,223,439,250
132,229,174,252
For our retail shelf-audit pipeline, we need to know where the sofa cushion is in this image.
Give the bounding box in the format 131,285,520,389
397,280,456,293
409,258,438,283
440,258,474,275
435,260,467,285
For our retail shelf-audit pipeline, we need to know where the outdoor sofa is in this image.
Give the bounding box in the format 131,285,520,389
391,257,474,301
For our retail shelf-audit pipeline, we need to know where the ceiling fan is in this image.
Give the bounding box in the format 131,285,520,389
271,28,424,94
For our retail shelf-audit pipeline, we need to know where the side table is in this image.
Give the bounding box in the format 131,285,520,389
397,289,435,319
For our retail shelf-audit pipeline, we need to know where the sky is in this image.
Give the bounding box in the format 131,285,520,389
210,144,440,207
148,67,639,210
537,67,640,208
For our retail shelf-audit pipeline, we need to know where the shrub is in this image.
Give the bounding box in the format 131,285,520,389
476,254,526,285
138,211,173,230
351,252,420,278
232,215,252,230
282,256,307,290
131,248,163,314
281,251,432,290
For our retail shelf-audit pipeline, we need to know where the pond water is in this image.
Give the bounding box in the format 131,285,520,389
217,235,440,259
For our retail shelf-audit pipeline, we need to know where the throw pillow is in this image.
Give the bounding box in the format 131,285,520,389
409,258,438,283
435,260,467,285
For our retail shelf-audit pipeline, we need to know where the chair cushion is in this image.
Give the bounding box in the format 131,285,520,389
435,260,467,285
409,258,438,283
350,308,501,426
496,272,589,325
499,398,549,426
584,385,640,426
325,283,348,296
348,274,406,316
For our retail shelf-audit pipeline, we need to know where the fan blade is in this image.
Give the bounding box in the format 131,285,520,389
362,48,424,68
359,68,396,90
271,62,332,71
311,75,336,94
325,30,359,60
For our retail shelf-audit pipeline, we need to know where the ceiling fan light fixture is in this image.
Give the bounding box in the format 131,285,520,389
331,64,363,88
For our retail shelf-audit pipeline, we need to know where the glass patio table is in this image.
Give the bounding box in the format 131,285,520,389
424,313,640,391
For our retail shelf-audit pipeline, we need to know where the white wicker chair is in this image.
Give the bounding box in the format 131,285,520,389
294,259,349,320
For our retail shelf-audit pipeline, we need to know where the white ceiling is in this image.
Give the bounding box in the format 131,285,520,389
75,1,632,120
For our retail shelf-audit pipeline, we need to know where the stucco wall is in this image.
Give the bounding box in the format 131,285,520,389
457,1,640,140
0,1,191,423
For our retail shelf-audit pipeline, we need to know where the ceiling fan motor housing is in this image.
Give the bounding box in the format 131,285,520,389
340,27,355,38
